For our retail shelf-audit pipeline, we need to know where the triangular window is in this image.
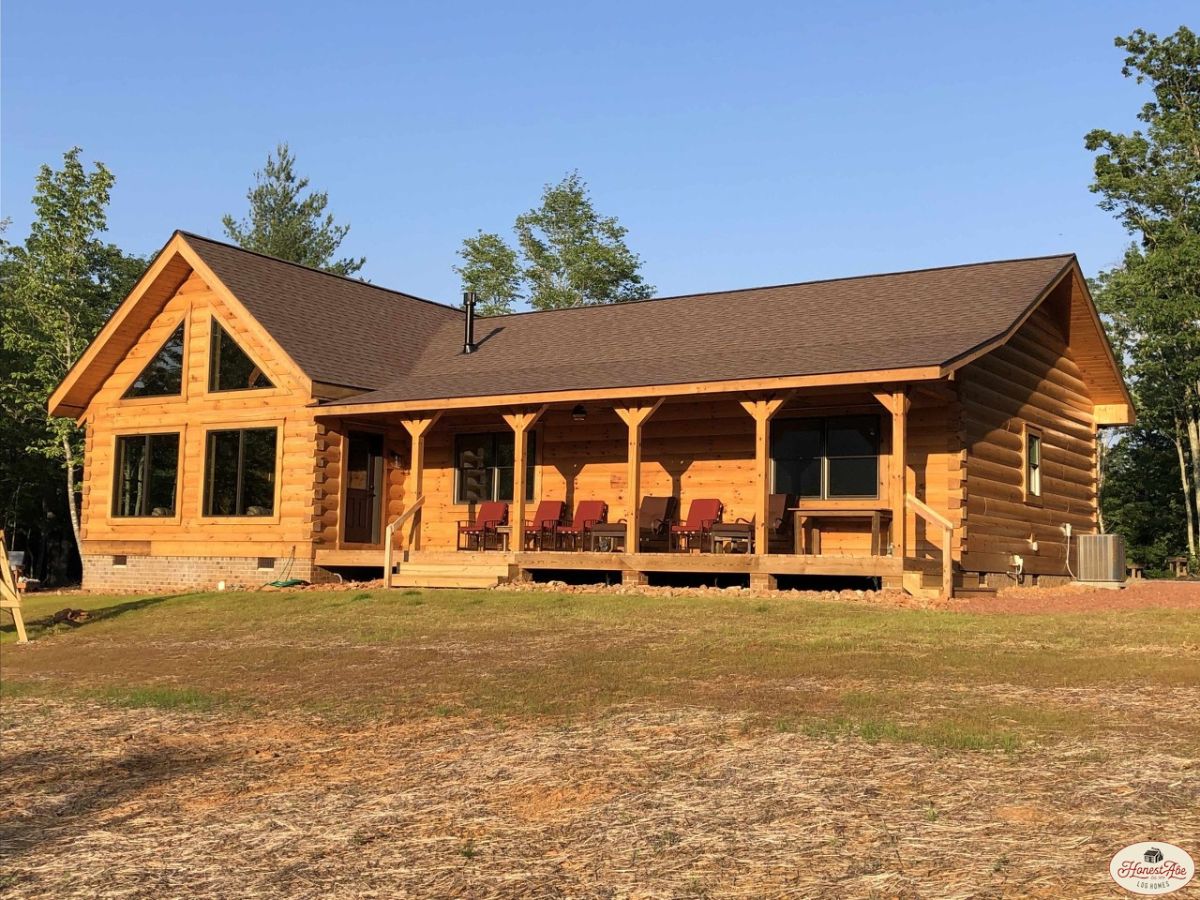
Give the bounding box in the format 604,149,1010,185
208,320,273,392
124,323,185,398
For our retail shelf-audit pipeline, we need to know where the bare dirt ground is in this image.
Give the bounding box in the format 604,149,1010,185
956,579,1200,614
3,695,1198,899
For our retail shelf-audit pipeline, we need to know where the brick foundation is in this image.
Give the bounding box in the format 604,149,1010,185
82,554,339,593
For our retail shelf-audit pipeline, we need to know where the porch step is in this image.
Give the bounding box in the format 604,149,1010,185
390,558,516,589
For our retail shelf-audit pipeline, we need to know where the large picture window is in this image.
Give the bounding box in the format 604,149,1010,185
113,433,180,517
204,427,278,516
454,432,536,504
771,415,880,499
209,320,274,392
124,323,184,398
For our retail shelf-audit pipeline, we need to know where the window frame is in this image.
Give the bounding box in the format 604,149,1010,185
770,414,881,501
201,425,281,518
1023,423,1044,505
120,314,189,404
110,431,183,521
206,316,276,394
452,430,538,506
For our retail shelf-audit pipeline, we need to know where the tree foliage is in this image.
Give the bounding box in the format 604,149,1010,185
455,172,653,314
0,148,145,567
223,143,365,277
1086,26,1200,569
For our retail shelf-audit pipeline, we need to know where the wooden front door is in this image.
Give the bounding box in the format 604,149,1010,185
344,432,384,544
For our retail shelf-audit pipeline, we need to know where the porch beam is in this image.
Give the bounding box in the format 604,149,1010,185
399,412,443,550
502,406,548,552
614,399,665,554
738,394,790,554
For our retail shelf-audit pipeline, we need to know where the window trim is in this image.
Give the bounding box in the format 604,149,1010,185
119,312,189,405
1023,423,1044,505
200,423,283,520
109,429,183,523
452,429,539,506
770,414,881,501
205,314,279,395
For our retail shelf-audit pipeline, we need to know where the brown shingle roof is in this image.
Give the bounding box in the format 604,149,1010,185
336,253,1075,405
181,232,461,389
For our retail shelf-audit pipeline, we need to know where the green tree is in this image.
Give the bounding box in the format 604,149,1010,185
223,142,365,276
454,171,653,314
1,148,145,560
1086,26,1200,566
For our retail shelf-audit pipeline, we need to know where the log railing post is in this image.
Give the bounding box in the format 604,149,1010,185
614,400,664,554
501,406,548,552
738,395,789,554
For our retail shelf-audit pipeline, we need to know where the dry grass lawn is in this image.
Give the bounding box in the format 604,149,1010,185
2,584,1198,898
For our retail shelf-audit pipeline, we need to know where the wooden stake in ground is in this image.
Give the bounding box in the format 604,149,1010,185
0,530,29,643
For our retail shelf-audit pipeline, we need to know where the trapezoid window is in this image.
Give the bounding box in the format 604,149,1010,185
123,323,184,398
208,319,273,392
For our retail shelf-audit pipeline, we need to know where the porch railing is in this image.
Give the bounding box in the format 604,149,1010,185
906,493,954,598
383,495,425,589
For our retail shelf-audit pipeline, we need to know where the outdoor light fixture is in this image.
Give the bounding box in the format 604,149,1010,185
571,404,587,422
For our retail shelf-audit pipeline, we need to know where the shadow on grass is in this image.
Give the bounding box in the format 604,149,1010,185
1,593,192,640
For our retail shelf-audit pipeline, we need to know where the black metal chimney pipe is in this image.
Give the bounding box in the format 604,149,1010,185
463,291,477,354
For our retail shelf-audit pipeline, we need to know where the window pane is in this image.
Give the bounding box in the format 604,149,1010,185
774,457,822,498
241,429,277,515
827,416,879,457
828,457,878,497
209,321,273,392
1028,434,1041,466
114,436,147,516
771,421,822,459
458,469,492,504
205,431,241,516
125,324,184,398
146,434,179,516
496,466,514,501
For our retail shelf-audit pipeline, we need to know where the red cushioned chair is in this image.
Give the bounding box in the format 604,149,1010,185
524,500,566,550
554,500,608,551
671,499,723,552
457,500,509,551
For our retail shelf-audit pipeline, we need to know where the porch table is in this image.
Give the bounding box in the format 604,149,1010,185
789,507,894,557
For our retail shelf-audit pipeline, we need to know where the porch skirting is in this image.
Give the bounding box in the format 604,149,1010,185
82,554,340,593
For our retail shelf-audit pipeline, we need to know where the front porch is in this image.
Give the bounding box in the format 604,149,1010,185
313,382,959,596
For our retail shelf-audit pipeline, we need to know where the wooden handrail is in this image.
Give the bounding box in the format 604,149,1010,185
383,495,425,589
905,493,955,598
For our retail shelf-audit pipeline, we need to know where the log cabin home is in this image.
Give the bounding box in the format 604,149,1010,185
48,231,1133,597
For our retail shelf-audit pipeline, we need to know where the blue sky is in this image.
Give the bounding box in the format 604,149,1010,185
2,1,1192,306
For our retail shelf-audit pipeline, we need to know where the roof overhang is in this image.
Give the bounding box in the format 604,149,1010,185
312,364,947,417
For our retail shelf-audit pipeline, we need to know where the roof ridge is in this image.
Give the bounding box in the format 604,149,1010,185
176,229,464,317
478,252,1078,320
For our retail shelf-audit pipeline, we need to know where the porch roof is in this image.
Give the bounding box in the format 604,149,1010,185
324,253,1076,409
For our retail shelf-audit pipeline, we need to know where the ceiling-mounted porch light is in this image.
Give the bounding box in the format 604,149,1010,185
571,404,587,422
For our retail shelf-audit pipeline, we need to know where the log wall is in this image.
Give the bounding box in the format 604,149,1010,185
959,301,1099,577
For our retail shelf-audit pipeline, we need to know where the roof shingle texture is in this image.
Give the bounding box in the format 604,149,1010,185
183,232,461,389
183,233,1072,403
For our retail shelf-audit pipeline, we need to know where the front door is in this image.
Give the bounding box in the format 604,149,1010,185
344,432,384,544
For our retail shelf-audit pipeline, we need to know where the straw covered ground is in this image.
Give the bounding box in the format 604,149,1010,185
2,584,1198,898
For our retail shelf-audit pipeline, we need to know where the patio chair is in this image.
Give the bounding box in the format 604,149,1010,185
524,500,566,550
590,496,678,552
671,499,723,552
457,500,508,551
553,500,608,551
709,494,794,554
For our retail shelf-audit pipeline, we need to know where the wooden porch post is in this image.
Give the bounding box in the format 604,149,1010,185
614,400,664,553
873,388,910,558
738,395,789,554
399,412,443,551
502,406,547,552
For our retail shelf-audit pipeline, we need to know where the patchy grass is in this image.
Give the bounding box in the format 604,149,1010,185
3,585,1199,897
